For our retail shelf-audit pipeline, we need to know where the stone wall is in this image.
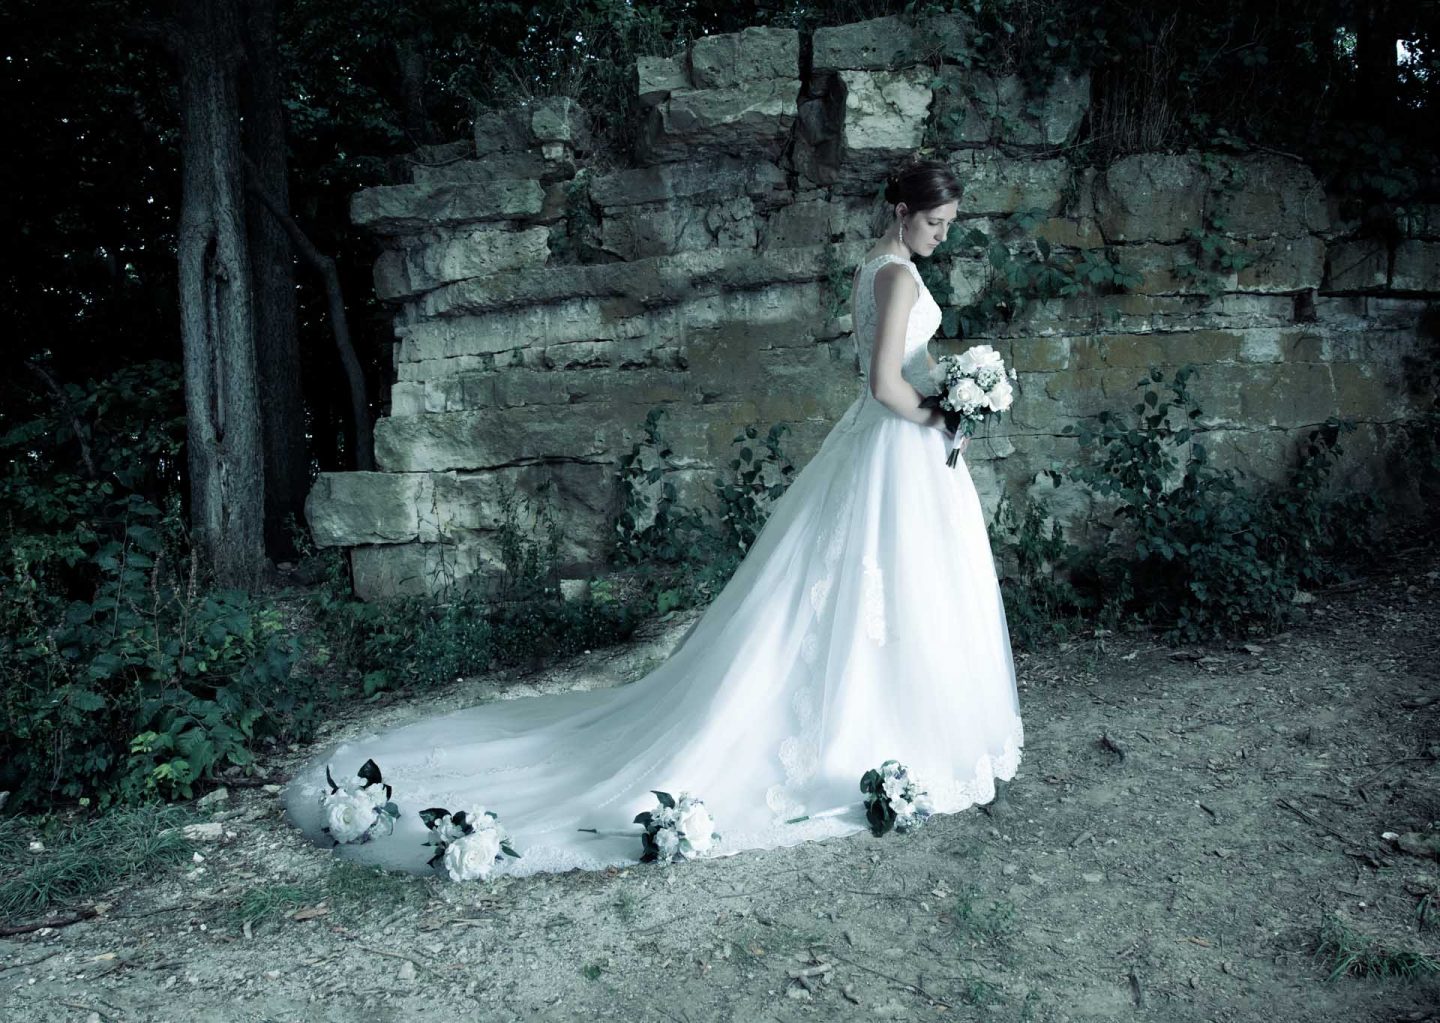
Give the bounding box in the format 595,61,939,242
308,14,1440,600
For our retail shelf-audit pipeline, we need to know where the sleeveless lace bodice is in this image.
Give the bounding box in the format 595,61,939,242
853,253,942,396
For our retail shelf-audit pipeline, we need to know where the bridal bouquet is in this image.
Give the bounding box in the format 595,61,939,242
322,759,401,845
860,759,935,836
420,805,522,881
633,790,721,864
922,345,1016,467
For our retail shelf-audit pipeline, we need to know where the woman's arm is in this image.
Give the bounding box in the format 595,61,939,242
870,265,946,430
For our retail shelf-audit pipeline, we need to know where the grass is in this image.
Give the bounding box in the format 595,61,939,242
1315,913,1440,981
947,884,1019,948
231,860,429,931
0,806,195,920
613,888,640,923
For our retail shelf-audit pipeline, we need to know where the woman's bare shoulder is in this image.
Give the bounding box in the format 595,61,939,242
872,261,918,303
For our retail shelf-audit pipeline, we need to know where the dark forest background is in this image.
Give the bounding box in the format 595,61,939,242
0,0,1436,812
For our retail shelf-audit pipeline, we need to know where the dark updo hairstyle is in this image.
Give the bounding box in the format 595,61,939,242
880,158,963,227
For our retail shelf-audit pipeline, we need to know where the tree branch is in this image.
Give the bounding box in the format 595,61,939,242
241,153,375,470
26,361,97,478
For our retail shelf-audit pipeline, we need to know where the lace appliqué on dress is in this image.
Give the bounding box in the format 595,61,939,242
861,553,887,645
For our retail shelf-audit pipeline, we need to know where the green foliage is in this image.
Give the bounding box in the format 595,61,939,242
0,363,319,810
1064,366,1377,641
714,423,798,556
0,806,195,919
952,210,1141,338
609,409,801,616
986,490,1090,650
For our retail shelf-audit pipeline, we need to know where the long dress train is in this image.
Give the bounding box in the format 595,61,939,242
282,252,1025,877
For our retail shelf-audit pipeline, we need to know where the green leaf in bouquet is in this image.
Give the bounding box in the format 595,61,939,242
501,842,522,858
358,759,383,786
652,790,675,809
383,802,400,819
418,807,450,829
325,766,340,794
633,810,653,826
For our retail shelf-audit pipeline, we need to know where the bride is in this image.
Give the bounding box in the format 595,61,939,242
283,157,1025,877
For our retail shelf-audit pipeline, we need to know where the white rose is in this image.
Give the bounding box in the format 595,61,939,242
950,378,986,414
678,803,715,854
324,792,375,844
432,815,468,845
654,827,681,859
986,378,1013,412
444,831,501,882
953,349,979,375
971,344,1003,368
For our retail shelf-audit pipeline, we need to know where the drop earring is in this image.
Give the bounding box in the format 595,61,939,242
898,217,906,249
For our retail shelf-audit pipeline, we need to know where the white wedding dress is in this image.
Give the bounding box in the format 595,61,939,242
284,253,1025,877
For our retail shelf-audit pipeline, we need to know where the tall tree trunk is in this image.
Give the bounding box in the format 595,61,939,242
240,0,307,558
177,0,265,589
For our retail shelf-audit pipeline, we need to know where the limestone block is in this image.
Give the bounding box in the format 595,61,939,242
1232,363,1340,428
1328,362,1398,419
1211,155,1328,238
1009,336,1072,373
306,472,435,546
350,542,487,600
951,153,1072,216
637,54,688,106
839,69,933,153
947,256,991,307
932,70,1089,148
813,16,916,71
1035,216,1104,249
395,298,646,364
472,107,529,157
351,180,545,232
1238,331,1283,364
375,406,614,473
600,197,757,260
1121,242,1226,295
590,157,787,209
1235,235,1325,293
759,201,837,249
1093,154,1206,243
1392,240,1440,292
1325,239,1388,292
409,153,546,185
689,27,798,88
529,97,589,147
642,79,797,162
420,243,855,319
374,226,550,300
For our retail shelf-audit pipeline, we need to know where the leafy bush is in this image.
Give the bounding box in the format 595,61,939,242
1,362,319,809
1065,365,1376,640
986,490,1091,649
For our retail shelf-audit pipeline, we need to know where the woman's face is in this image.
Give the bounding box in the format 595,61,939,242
901,201,958,257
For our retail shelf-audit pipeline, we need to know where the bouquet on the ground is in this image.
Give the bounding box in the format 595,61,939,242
321,759,401,845
420,806,522,881
860,759,935,836
921,345,1016,467
632,790,720,863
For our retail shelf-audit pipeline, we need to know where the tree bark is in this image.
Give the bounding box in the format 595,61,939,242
239,0,307,558
177,0,266,589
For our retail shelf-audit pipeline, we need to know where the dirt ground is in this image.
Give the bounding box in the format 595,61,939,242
2,548,1438,1023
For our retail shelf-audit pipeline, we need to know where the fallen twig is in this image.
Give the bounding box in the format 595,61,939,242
0,906,99,937
1275,797,1350,843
